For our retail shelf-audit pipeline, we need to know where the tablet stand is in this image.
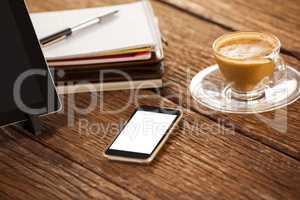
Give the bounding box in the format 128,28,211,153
17,114,42,136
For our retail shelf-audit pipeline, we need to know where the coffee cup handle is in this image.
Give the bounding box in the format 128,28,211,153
268,55,286,87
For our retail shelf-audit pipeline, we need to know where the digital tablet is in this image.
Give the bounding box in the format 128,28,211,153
0,0,61,127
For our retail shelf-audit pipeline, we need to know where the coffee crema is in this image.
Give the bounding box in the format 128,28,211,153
217,38,274,60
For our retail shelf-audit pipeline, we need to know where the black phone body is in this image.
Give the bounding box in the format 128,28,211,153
104,106,182,163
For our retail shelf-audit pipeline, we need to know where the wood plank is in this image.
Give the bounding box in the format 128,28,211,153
159,0,300,60
0,128,140,200
26,0,135,12
4,90,298,200
2,0,296,199
147,0,300,159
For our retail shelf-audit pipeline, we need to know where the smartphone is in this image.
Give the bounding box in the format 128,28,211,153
104,106,182,164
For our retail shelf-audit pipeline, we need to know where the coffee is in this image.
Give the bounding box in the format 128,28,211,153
218,38,274,59
213,32,279,92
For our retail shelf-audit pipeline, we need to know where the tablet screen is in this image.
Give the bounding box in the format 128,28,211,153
0,0,60,126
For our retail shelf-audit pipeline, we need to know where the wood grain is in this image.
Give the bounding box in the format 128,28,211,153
159,0,300,60
1,90,299,199
0,127,139,200
0,0,299,199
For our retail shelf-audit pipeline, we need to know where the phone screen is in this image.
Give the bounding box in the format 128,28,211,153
106,107,181,159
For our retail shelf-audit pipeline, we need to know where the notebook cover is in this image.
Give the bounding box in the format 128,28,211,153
48,52,162,70
53,62,164,83
56,79,163,94
48,51,153,66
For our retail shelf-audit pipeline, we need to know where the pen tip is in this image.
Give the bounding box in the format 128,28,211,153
105,10,119,17
97,10,119,21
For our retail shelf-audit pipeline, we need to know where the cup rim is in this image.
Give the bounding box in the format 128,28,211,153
212,31,281,61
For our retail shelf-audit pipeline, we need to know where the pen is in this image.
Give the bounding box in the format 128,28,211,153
40,10,119,47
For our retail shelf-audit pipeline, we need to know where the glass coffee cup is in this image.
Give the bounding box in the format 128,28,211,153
213,32,286,101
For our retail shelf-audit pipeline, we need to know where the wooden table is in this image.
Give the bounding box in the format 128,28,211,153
1,0,299,199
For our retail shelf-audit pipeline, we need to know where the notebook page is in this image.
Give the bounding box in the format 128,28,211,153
30,1,155,60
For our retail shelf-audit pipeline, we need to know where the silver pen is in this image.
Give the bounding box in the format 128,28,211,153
40,10,118,47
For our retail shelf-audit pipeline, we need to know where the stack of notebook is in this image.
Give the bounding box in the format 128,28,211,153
30,0,164,94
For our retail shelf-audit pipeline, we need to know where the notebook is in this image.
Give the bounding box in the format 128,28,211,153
48,51,152,67
30,0,164,93
30,0,163,63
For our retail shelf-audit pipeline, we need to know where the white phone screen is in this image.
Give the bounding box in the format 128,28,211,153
109,110,178,154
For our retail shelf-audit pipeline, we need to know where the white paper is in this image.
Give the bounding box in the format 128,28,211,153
30,1,156,60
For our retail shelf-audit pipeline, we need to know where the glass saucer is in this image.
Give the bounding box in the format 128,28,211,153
189,65,300,114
